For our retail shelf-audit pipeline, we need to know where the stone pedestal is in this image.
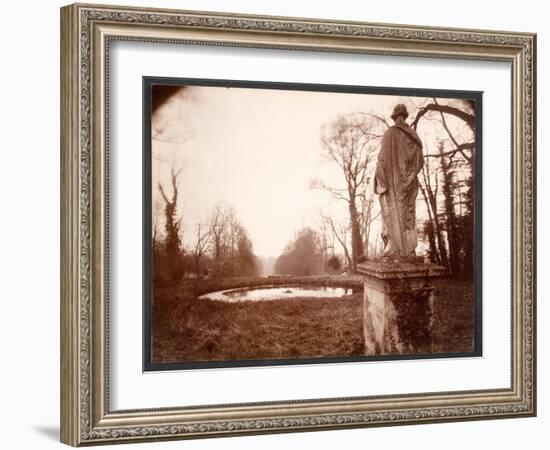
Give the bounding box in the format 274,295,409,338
357,261,446,355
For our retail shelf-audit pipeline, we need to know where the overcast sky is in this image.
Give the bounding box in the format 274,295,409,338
151,85,465,257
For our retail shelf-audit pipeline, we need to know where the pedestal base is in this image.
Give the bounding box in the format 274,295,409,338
357,261,446,355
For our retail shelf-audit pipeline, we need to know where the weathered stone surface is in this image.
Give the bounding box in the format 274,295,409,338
375,104,424,259
359,104,447,355
358,262,445,355
358,261,446,282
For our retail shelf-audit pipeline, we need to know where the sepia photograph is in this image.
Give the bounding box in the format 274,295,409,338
143,79,482,370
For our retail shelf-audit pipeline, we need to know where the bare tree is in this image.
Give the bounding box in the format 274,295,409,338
439,142,459,275
412,98,476,276
419,152,448,266
191,220,211,278
152,197,163,251
357,176,380,259
411,100,475,132
207,204,259,277
315,113,381,271
224,208,241,264
208,204,229,276
317,215,337,271
320,213,353,271
158,167,184,279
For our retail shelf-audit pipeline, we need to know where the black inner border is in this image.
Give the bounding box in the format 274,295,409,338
142,77,483,372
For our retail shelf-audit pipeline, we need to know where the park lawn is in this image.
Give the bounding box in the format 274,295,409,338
151,276,474,364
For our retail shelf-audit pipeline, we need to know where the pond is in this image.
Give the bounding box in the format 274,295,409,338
199,285,358,302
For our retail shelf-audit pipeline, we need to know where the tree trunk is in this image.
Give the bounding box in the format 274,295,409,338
421,166,448,267
440,154,458,276
348,199,363,271
194,256,201,279
419,184,441,265
363,199,373,259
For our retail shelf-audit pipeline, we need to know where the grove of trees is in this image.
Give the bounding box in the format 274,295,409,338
153,96,477,281
309,98,477,278
274,228,323,276
152,172,260,281
414,99,476,277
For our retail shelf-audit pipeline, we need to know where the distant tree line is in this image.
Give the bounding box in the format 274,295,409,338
153,171,260,282
274,227,344,276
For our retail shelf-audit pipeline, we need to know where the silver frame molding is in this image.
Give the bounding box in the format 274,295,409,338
60,3,536,446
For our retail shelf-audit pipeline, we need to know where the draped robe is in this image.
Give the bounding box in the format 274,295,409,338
374,123,424,258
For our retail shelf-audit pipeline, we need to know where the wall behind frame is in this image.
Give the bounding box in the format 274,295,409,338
0,0,545,449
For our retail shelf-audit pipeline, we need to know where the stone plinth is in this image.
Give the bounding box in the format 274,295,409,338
357,261,446,355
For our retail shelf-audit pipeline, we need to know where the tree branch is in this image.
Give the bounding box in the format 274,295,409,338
424,142,475,159
411,103,475,131
355,112,391,129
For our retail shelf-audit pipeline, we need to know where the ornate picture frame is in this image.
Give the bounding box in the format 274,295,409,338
60,3,536,446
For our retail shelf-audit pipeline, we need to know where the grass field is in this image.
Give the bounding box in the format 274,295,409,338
151,275,475,364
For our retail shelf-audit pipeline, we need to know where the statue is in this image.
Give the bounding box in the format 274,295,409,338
374,104,424,260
